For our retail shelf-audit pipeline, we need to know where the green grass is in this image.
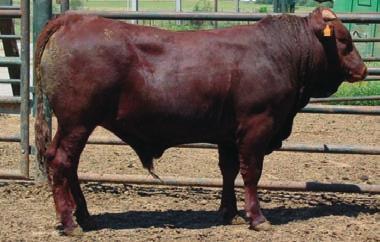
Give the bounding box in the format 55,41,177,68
333,81,380,105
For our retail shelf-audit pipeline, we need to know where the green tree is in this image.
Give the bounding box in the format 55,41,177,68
71,0,83,10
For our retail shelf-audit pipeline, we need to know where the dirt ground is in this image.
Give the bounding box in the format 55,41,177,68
0,113,379,241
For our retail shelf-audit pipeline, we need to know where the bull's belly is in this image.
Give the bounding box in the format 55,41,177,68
106,116,235,148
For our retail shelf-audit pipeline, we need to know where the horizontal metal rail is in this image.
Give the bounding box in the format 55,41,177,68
0,96,21,114
2,101,375,115
368,68,380,75
70,141,380,155
0,9,21,18
175,143,380,155
363,57,380,62
0,169,27,180
0,97,31,104
0,6,20,10
0,56,21,66
353,38,380,42
310,95,380,103
279,143,380,155
65,11,380,23
0,96,20,104
301,104,380,115
366,76,380,81
77,173,380,194
0,94,378,107
3,135,378,155
0,78,20,84
0,171,378,194
0,34,20,39
0,135,20,142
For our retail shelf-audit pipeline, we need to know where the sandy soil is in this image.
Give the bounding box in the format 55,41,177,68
0,113,379,241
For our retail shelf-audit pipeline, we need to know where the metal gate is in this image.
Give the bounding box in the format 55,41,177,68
0,0,29,178
0,0,379,193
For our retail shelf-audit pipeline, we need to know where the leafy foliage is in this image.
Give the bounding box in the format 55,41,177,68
193,0,213,12
71,0,84,10
255,0,273,4
259,6,268,13
333,82,380,105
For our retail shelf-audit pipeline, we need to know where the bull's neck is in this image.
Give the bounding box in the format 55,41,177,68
294,20,329,109
261,16,327,85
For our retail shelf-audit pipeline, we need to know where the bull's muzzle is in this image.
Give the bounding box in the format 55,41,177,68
348,66,367,82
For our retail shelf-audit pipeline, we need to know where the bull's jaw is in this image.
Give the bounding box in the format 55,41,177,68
312,88,339,98
309,76,344,98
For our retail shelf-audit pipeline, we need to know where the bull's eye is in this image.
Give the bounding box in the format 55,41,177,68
338,37,350,46
338,38,353,56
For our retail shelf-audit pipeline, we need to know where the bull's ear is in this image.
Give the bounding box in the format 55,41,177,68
309,7,337,39
321,9,337,21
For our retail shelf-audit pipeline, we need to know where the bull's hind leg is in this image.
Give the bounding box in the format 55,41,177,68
218,143,245,225
46,125,93,235
237,116,273,231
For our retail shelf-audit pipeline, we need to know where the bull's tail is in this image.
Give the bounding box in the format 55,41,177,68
34,16,65,175
34,78,51,176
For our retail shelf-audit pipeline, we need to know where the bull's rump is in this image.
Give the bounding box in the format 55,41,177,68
39,14,295,145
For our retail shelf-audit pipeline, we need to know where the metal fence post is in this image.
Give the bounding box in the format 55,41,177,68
175,0,181,25
214,0,218,28
130,0,138,24
235,0,240,13
20,0,30,177
274,0,289,13
282,0,287,12
60,0,69,12
273,0,279,13
0,0,20,96
33,0,52,181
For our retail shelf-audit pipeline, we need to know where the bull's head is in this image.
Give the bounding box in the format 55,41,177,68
308,7,367,97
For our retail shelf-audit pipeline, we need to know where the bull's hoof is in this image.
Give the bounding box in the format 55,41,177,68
250,220,272,231
63,225,83,237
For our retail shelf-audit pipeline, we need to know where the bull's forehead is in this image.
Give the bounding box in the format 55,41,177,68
333,22,351,39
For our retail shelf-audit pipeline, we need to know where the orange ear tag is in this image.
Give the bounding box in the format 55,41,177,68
323,25,332,37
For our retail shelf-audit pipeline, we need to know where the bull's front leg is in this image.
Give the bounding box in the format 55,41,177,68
240,153,271,231
237,115,273,231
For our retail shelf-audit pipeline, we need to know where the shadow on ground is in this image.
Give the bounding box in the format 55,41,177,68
87,203,378,231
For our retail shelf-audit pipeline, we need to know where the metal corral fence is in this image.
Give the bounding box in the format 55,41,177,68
0,0,29,178
0,0,379,194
